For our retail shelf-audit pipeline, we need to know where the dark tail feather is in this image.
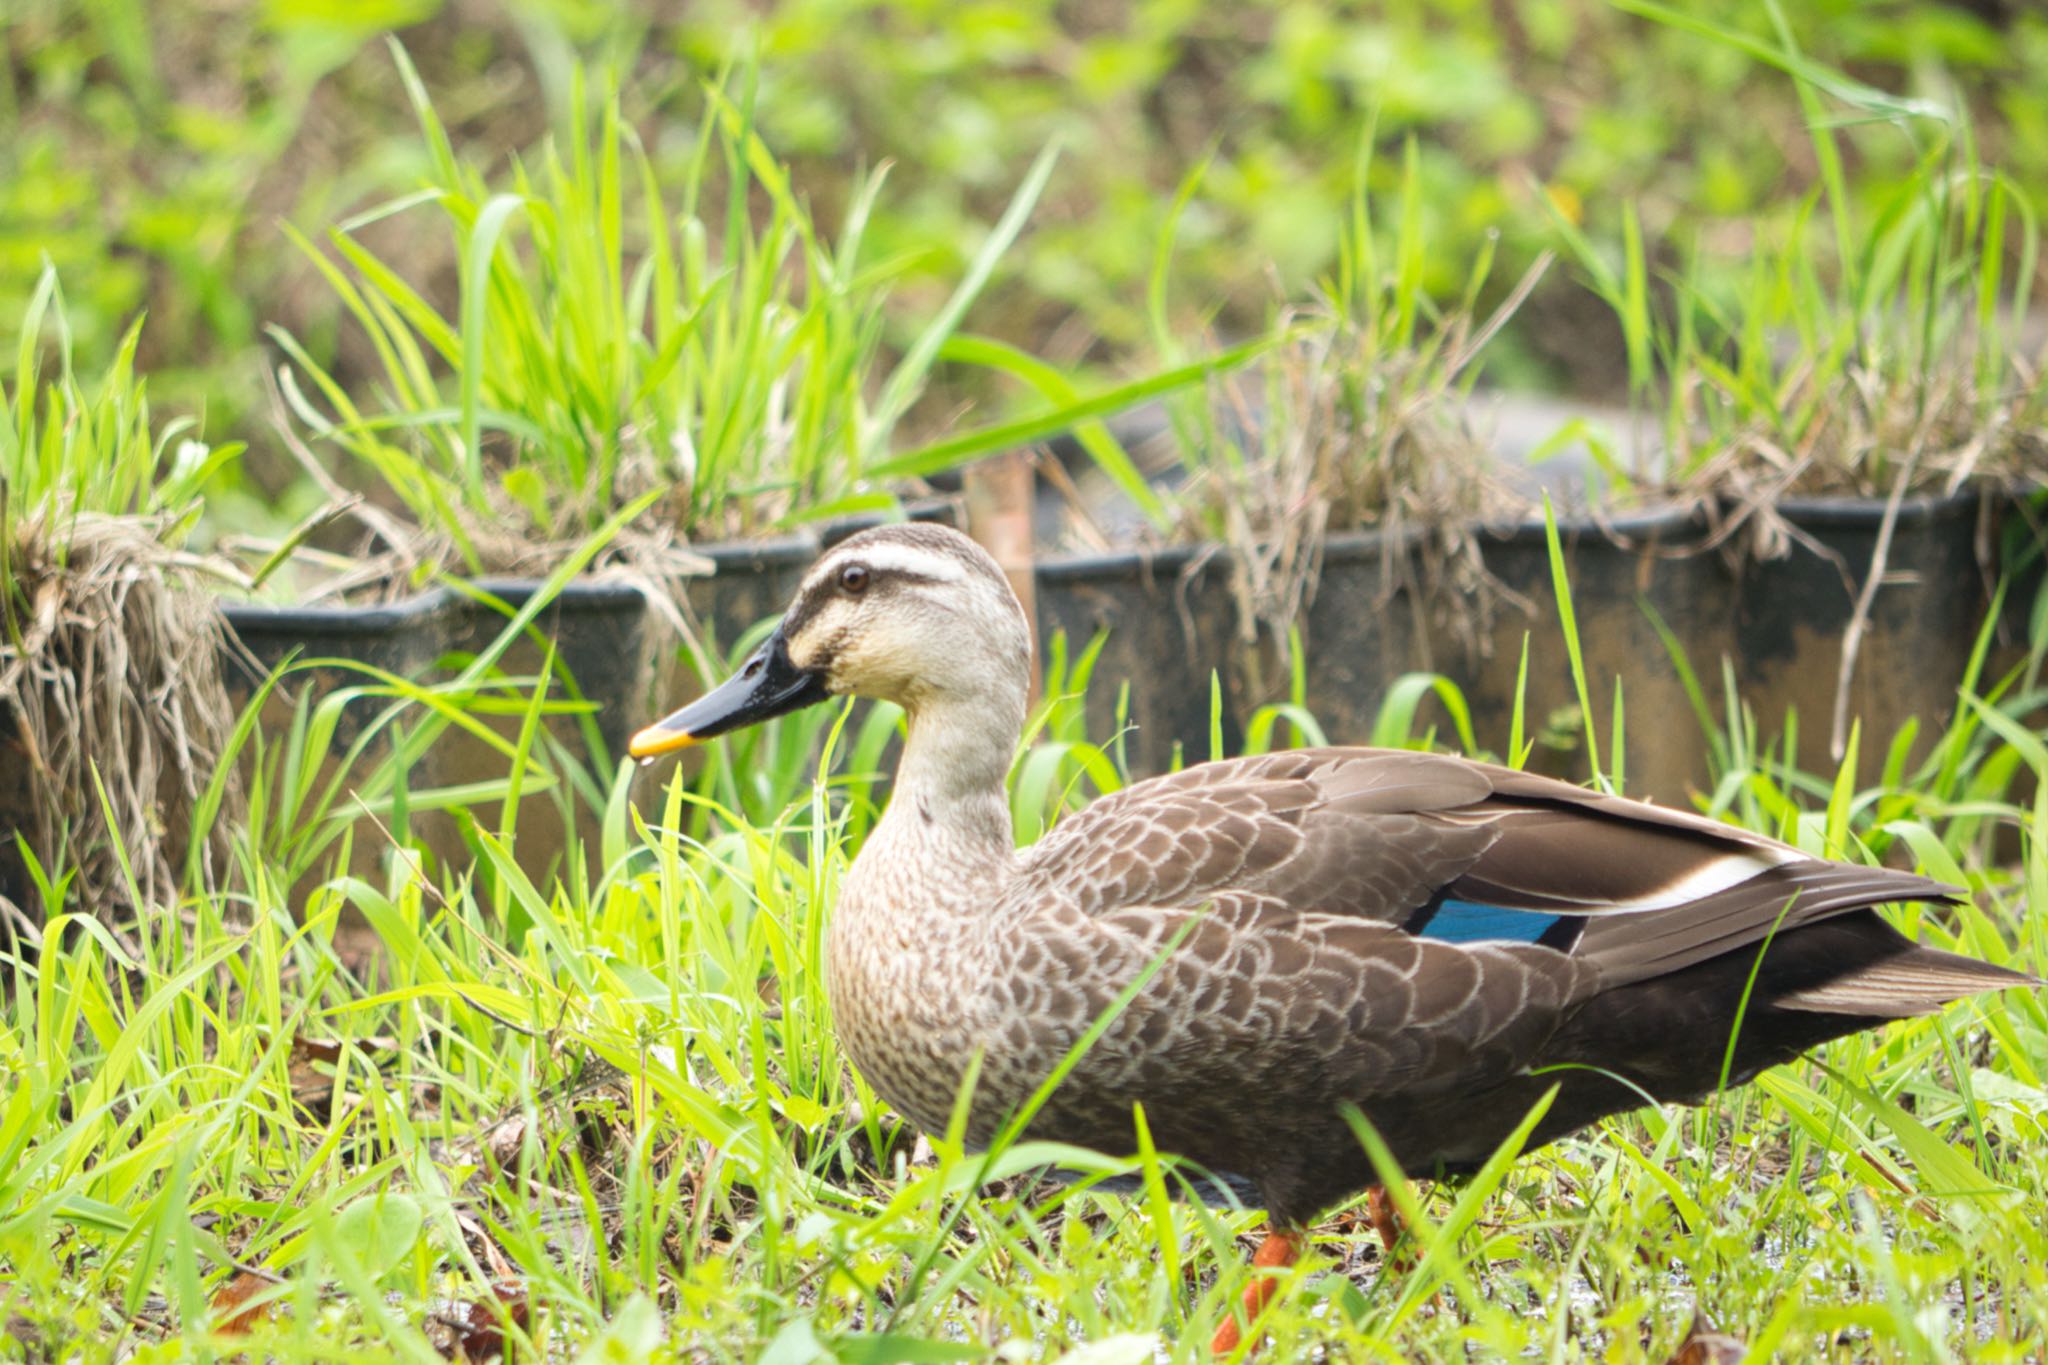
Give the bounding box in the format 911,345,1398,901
1776,943,2038,1017
1533,912,2035,1119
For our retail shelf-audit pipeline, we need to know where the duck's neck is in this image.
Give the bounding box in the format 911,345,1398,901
888,691,1019,856
826,684,1024,1129
849,689,1022,911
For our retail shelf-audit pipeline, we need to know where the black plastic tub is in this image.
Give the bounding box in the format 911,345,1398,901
1023,511,1737,801
450,579,652,758
1467,507,1734,797
1992,483,2047,673
1264,507,1731,800
1044,496,1996,799
218,591,467,889
220,591,465,741
1033,544,1245,772
222,578,650,777
1290,527,1432,743
219,533,828,746
683,535,818,657
209,486,2012,867
435,579,655,880
1734,491,1989,783
214,531,829,883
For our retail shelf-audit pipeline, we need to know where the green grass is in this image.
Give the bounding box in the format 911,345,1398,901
6,10,2047,1358
12,0,2048,440
3,559,2045,1360
1555,5,2046,503
1137,133,1541,550
1,265,239,556
265,46,1260,583
268,49,1066,566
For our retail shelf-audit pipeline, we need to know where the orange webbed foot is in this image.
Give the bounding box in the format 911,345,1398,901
1209,1228,1301,1356
1366,1183,1416,1272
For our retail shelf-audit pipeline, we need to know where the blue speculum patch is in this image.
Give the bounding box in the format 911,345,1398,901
1413,899,1566,945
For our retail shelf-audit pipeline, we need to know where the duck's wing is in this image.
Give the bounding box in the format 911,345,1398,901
1010,890,1594,1141
1011,748,1497,922
1012,746,1974,993
1003,751,2026,1206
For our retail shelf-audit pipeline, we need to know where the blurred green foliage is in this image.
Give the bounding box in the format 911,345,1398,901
270,51,1080,556
4,0,2046,447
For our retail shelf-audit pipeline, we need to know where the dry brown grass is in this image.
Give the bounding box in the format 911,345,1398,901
1162,264,1550,689
253,379,715,668
0,511,243,943
1176,320,1515,656
1678,336,2048,565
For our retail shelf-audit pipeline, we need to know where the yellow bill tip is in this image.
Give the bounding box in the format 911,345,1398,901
628,724,702,760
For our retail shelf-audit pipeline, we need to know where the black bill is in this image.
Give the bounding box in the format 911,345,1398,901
628,629,831,759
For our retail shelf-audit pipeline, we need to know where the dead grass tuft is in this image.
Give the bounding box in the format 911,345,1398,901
1679,336,2048,564
1169,271,1546,690
0,509,244,942
254,377,716,680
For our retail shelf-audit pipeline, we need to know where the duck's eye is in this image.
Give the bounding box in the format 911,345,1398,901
838,564,870,595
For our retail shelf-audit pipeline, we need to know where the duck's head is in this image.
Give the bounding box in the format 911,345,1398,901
629,523,1032,759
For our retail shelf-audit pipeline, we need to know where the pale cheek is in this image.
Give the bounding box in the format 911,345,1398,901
788,610,855,671
833,640,918,696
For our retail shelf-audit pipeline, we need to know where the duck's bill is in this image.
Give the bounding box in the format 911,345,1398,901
628,630,830,759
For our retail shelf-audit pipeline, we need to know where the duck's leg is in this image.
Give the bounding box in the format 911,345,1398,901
1208,1227,1301,1356
1366,1184,1404,1261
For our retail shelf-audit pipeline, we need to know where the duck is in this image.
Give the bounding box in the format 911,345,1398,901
630,523,2034,1353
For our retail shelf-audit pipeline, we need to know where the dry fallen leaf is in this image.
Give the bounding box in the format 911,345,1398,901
210,1270,274,1335
290,1036,345,1067
427,1281,530,1362
459,1209,520,1281
276,1032,400,1121
1665,1312,1746,1365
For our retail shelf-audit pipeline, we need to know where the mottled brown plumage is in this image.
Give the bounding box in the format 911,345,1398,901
632,524,2034,1265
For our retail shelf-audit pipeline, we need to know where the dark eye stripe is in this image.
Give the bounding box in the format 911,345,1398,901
782,564,945,638
781,585,827,638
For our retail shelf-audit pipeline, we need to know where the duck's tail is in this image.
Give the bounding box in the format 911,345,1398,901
1776,941,2037,1017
